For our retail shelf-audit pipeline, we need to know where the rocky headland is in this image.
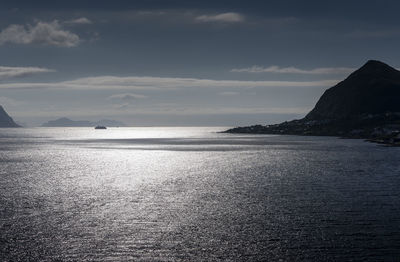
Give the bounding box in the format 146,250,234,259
225,60,400,146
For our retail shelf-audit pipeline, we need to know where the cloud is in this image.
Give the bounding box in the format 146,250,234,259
64,17,92,25
0,66,55,79
0,75,339,90
108,93,147,100
195,12,245,23
231,65,355,74
0,20,80,47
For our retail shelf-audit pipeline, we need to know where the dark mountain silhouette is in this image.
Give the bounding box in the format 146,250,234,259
306,60,400,120
0,105,20,127
225,60,400,145
42,117,126,127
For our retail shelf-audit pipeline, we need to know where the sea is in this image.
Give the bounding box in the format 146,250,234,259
0,127,399,261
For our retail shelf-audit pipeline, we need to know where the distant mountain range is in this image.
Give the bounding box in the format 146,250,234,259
226,60,400,145
41,117,126,127
0,105,20,127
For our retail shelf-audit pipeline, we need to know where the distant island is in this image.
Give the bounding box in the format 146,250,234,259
42,117,126,127
225,60,400,146
0,105,20,127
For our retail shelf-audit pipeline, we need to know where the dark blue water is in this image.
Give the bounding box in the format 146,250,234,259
0,127,399,261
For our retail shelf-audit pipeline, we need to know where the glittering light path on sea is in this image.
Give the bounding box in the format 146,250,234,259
1,127,400,261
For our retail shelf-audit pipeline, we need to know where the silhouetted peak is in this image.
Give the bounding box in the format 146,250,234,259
350,60,399,78
306,60,400,120
0,105,20,127
364,59,388,67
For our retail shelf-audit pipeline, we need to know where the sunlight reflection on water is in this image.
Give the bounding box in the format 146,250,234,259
0,127,400,261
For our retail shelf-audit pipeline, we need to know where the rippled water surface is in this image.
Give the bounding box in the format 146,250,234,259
1,127,400,261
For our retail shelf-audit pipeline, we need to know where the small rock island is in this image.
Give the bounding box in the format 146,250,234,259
225,60,400,146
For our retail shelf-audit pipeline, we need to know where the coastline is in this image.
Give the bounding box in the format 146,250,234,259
224,113,400,146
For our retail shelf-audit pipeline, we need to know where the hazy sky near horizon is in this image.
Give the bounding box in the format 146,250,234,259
1,0,400,126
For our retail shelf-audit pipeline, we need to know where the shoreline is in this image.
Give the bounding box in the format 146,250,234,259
223,114,400,147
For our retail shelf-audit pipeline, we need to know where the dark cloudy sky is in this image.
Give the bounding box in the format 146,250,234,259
1,0,400,126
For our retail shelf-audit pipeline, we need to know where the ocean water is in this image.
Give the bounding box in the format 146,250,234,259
0,127,399,261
